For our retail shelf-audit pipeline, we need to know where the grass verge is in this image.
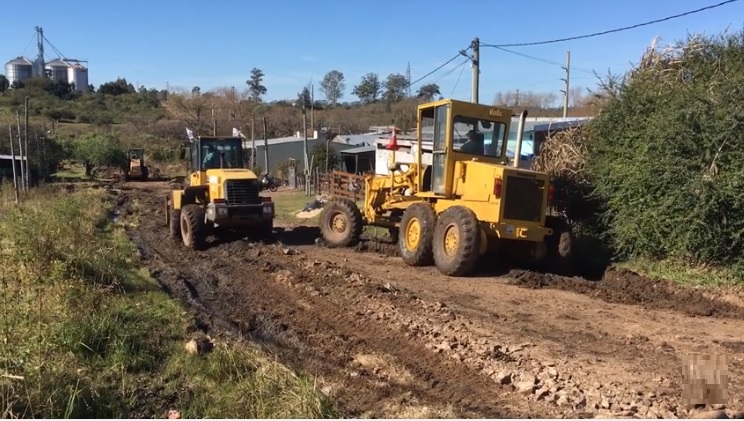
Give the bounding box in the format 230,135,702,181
0,184,337,418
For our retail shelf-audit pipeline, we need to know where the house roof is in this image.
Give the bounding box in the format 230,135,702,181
339,145,376,155
332,133,379,146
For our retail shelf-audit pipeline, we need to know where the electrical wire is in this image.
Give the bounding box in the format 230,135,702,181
483,0,741,47
431,58,470,85
449,59,469,96
407,47,470,88
486,45,595,74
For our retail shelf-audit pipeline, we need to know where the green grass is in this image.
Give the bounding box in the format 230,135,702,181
0,184,337,418
617,258,740,287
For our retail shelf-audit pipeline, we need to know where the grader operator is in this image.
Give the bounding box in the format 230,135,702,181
165,136,275,250
318,98,573,277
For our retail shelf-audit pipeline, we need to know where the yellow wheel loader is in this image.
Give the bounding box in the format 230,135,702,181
124,148,149,181
165,136,275,250
318,98,574,277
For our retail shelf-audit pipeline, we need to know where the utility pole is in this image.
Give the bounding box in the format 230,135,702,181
561,51,571,118
24,96,30,188
310,83,315,132
211,100,216,136
471,37,480,104
262,117,269,175
15,110,25,192
302,104,310,195
250,115,256,171
8,126,19,203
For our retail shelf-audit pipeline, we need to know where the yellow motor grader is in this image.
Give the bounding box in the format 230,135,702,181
165,136,275,250
318,98,573,276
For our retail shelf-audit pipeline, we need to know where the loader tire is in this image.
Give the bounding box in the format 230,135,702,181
544,215,575,274
165,196,180,239
319,197,363,247
398,203,436,266
432,206,481,277
180,204,206,250
256,219,274,240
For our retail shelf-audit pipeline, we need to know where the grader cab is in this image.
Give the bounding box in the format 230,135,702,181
165,136,275,250
318,98,573,276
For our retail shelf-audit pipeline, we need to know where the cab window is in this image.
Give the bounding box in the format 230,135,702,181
451,115,506,158
201,141,243,169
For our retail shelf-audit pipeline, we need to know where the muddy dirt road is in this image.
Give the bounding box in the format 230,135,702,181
120,182,744,419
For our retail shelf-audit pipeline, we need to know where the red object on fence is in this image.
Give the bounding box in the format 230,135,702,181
386,127,400,151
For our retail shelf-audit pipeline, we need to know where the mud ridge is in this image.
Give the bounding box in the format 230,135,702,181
508,267,744,319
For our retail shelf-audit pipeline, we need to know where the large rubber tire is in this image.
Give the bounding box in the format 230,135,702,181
319,198,364,247
165,196,180,239
269,184,278,192
432,206,481,277
180,204,207,250
398,203,436,266
256,219,274,240
544,215,575,274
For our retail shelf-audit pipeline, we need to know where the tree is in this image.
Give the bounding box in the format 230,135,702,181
310,143,340,172
320,70,345,106
0,75,9,95
98,78,135,96
246,68,267,102
352,73,381,104
297,86,311,108
416,83,441,101
71,133,128,176
191,86,201,97
383,73,409,103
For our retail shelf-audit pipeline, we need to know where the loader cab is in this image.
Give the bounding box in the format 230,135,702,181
187,136,245,173
129,148,144,161
417,99,512,196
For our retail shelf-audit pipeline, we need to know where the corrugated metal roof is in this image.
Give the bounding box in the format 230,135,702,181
339,145,376,155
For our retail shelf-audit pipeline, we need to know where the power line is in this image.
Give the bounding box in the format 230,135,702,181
485,45,594,73
408,47,471,88
483,0,741,47
450,59,468,96
431,58,470,85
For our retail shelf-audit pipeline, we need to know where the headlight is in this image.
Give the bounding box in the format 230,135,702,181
262,205,272,214
217,208,228,216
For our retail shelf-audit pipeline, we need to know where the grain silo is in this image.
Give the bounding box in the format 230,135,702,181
45,58,69,83
67,63,89,92
4,56,33,86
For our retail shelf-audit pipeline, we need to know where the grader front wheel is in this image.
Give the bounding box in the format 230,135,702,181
319,198,364,247
432,206,481,277
398,203,436,266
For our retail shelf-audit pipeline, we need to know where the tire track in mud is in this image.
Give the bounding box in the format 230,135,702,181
307,225,744,320
121,190,542,419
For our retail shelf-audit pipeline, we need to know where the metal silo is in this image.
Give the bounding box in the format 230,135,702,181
67,63,89,92
4,56,33,86
45,58,69,83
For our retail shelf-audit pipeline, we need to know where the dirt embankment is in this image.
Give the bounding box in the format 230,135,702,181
119,183,744,419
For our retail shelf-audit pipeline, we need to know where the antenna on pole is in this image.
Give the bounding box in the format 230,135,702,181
406,62,411,97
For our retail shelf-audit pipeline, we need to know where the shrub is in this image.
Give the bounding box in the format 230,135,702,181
586,31,744,268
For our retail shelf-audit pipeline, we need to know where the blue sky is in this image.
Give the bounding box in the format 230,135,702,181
2,0,743,103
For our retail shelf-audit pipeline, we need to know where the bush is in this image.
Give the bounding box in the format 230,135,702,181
586,31,744,269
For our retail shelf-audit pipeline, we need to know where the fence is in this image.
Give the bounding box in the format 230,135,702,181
316,170,366,201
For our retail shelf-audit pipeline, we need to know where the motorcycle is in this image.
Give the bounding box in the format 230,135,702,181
259,173,279,192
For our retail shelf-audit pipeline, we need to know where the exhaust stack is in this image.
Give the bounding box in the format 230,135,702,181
513,110,528,168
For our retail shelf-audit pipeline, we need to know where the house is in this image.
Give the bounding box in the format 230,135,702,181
339,145,375,174
0,154,35,185
243,130,363,174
